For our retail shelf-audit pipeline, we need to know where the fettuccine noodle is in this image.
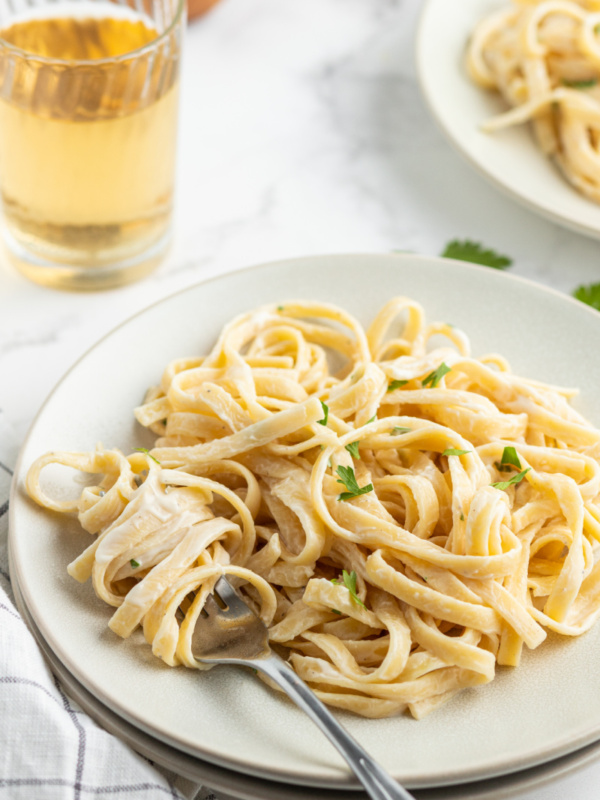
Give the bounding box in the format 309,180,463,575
26,299,600,719
467,0,600,203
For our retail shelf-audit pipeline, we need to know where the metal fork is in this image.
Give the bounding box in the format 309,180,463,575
186,576,415,800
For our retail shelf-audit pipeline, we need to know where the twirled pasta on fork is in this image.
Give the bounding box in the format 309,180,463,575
26,299,600,718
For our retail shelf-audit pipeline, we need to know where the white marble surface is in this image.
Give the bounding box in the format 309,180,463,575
3,0,600,796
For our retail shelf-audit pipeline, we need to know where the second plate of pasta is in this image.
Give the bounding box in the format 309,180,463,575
417,0,600,240
10,253,600,789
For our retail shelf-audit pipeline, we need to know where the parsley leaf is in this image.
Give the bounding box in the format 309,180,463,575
562,77,598,89
500,446,521,470
442,240,512,270
573,283,600,311
130,559,140,568
336,465,373,502
342,570,366,608
443,448,471,456
134,447,160,464
491,468,531,491
391,426,411,436
387,379,408,392
422,363,451,388
345,441,361,459
332,570,366,608
317,400,329,426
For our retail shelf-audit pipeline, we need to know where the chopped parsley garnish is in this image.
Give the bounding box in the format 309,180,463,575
130,559,140,568
391,426,411,436
317,400,329,426
443,448,471,456
134,447,160,464
562,77,598,89
331,608,342,615
491,468,531,491
277,305,285,311
365,415,377,424
573,283,600,311
500,446,521,470
331,570,366,608
441,240,512,270
336,465,373,501
460,512,465,521
387,379,408,392
422,363,451,388
345,441,361,459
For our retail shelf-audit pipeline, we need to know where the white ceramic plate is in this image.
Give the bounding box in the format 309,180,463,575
416,0,600,240
10,254,600,789
12,559,600,800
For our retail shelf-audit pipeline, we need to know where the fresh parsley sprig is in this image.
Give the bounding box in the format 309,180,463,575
391,426,411,436
387,379,408,392
336,465,373,502
317,400,329,426
491,468,531,491
134,447,161,464
422,363,451,388
331,569,366,608
562,77,598,89
499,446,521,470
345,441,361,459
573,283,600,311
441,240,512,270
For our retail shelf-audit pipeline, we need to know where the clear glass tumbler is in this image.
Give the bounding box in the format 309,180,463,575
0,0,184,290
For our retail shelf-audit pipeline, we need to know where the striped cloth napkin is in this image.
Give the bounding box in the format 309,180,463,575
0,410,223,800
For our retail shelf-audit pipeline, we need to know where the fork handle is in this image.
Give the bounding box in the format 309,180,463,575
255,654,415,800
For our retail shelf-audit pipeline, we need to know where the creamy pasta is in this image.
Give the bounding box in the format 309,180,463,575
26,298,600,719
467,0,600,203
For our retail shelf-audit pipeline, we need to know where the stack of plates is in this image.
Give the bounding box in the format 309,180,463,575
10,255,600,800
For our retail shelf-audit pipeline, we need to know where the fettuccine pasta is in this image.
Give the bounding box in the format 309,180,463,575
467,0,600,203
26,299,600,719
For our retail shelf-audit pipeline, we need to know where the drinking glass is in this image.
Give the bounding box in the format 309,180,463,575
0,0,184,290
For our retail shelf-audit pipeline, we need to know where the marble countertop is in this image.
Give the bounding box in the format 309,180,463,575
2,0,600,797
